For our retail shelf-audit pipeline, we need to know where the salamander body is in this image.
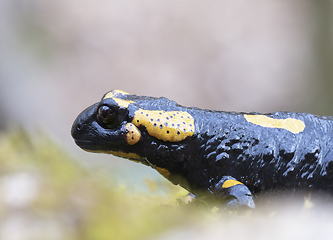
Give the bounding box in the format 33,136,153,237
71,90,333,209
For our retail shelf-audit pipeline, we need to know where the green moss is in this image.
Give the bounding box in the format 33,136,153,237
0,131,204,240
2,130,332,240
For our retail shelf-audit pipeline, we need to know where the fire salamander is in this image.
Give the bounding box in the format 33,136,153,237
71,90,333,209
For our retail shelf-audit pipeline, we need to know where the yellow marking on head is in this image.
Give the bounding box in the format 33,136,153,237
112,97,134,108
124,123,141,145
155,167,171,179
132,109,195,142
244,114,305,134
103,90,134,108
103,90,129,99
222,179,244,188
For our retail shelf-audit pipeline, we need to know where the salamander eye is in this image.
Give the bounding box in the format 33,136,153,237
97,105,116,127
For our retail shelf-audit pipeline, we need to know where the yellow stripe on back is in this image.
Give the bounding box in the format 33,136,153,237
222,179,244,188
244,114,305,134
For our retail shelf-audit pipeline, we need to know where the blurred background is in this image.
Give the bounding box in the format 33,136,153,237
1,0,333,239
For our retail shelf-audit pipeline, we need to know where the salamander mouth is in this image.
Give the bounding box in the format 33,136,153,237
74,139,143,160
74,139,111,152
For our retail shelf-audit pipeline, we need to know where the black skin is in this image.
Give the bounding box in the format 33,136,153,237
72,92,333,209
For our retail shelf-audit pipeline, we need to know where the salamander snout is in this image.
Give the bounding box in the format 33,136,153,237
71,103,98,141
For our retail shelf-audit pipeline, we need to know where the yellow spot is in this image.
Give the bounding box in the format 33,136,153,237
112,97,134,108
103,90,129,99
244,114,305,134
155,167,171,180
222,179,244,188
124,123,141,145
132,109,195,142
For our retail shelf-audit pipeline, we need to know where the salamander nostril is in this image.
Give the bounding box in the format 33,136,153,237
71,120,83,138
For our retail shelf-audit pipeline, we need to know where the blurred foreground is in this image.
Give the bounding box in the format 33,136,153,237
1,131,333,240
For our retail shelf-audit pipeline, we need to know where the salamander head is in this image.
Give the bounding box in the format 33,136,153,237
71,90,143,160
71,90,195,160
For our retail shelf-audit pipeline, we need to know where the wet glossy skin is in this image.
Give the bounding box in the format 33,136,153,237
71,90,333,209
